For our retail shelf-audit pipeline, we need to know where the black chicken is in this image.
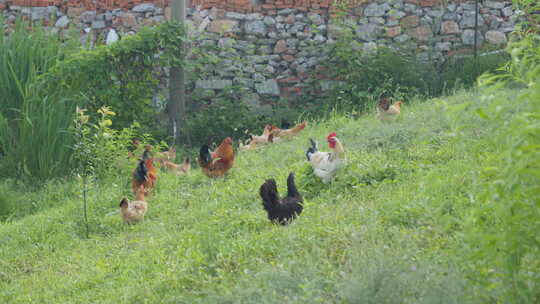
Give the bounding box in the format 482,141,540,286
259,172,303,225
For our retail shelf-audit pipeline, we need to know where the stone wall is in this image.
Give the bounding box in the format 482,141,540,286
1,0,521,102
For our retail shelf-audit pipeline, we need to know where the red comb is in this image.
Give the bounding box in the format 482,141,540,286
327,132,337,139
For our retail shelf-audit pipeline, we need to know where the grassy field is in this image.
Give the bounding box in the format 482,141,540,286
0,87,538,303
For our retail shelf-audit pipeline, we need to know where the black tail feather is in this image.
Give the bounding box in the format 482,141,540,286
134,160,148,182
259,179,280,211
142,149,152,160
199,145,212,165
286,172,299,198
306,138,318,161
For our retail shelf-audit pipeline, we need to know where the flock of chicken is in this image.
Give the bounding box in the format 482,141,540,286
119,98,403,225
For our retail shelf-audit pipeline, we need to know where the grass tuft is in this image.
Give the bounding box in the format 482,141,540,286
0,86,538,302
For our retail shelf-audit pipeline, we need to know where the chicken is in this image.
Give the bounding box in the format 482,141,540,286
131,146,158,195
306,132,345,183
240,125,275,151
376,98,403,121
119,185,148,224
198,137,235,178
259,172,303,225
269,121,307,140
156,146,176,161
159,157,190,176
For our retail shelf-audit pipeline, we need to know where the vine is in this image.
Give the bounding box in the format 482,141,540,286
40,22,188,136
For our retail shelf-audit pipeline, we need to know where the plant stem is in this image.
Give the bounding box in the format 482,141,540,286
83,175,89,238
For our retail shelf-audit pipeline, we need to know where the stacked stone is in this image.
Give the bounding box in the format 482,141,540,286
192,7,327,99
341,0,518,61
1,0,521,101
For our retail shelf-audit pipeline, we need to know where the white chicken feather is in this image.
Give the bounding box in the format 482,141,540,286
306,133,345,183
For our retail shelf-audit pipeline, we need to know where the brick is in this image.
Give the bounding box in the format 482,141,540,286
67,6,86,17
420,0,440,6
319,0,330,8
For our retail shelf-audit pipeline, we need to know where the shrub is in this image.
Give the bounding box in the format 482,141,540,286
309,16,509,114
42,22,188,137
185,89,303,147
0,21,187,181
464,33,540,302
316,43,425,113
72,106,142,180
435,51,510,93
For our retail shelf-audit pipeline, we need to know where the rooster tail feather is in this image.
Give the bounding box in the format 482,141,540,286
142,149,152,160
286,172,300,198
199,145,212,165
134,160,148,182
310,138,317,149
293,121,307,132
306,138,318,161
260,179,280,210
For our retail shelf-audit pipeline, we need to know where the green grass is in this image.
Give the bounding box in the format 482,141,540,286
0,19,80,180
0,86,538,303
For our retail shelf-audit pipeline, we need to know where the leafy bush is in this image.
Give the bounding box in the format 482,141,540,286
72,106,147,180
435,51,510,92
42,22,187,136
310,17,509,114
0,21,186,181
316,42,426,112
464,33,540,302
513,0,540,29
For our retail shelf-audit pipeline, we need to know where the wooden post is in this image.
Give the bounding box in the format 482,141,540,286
169,0,187,145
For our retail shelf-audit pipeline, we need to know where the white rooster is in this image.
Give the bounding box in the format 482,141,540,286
306,132,345,183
